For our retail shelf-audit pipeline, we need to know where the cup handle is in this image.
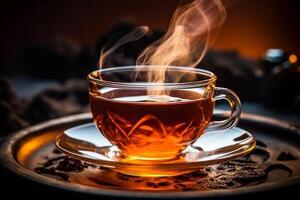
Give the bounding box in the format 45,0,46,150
206,87,241,132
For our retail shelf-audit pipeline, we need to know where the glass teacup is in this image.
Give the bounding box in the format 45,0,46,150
88,66,241,161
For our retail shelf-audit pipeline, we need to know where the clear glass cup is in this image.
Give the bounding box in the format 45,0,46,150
88,66,241,161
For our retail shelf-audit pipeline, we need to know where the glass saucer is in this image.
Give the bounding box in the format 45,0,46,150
56,123,256,177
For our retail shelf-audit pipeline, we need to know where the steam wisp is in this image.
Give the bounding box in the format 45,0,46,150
99,0,227,97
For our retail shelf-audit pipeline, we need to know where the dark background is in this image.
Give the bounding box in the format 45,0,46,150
1,0,300,75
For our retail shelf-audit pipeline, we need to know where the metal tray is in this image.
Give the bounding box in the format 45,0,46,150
1,113,300,199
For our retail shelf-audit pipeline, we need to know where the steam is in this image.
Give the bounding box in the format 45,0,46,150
137,0,226,95
99,0,227,96
98,26,149,69
138,0,226,67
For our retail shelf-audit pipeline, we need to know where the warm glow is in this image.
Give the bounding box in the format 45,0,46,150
289,54,298,64
17,132,59,166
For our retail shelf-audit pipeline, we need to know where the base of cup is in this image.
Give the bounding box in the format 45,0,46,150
121,151,183,163
112,151,197,176
111,165,198,177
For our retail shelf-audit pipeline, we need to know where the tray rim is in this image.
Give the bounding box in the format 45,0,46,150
1,112,300,199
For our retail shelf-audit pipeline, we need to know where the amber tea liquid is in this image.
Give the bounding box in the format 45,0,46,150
90,89,214,160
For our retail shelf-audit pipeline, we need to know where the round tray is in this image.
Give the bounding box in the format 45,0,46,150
1,113,300,199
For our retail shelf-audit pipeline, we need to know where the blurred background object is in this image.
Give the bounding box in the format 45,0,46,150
259,49,300,112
